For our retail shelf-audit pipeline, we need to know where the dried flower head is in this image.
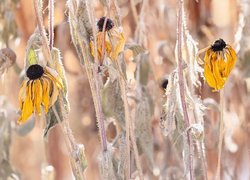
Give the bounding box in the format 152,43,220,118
197,38,237,91
90,17,125,65
18,64,63,124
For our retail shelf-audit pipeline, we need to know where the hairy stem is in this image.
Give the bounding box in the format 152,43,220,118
176,0,193,179
33,0,51,61
216,89,224,180
89,1,108,152
52,104,85,180
48,0,54,50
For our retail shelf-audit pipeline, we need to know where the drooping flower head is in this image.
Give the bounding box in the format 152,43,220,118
198,38,237,91
18,64,63,124
90,16,125,65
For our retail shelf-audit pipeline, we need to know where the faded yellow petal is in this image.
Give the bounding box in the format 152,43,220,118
18,79,28,109
50,80,59,107
204,49,212,64
110,32,125,60
44,68,63,89
224,46,237,77
41,78,50,113
18,82,34,124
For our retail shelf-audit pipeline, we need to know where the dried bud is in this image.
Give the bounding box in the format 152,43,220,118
0,48,16,75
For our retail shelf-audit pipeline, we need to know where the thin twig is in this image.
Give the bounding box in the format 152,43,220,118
216,89,224,180
176,0,193,179
48,0,54,50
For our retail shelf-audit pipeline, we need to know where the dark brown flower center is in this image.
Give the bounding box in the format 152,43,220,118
97,17,114,32
26,64,44,80
211,38,226,52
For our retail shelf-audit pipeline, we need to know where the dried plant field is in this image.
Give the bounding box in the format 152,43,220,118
1,0,250,180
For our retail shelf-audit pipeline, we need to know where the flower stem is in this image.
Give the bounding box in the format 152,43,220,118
216,89,224,179
48,0,54,50
176,0,193,179
33,0,51,61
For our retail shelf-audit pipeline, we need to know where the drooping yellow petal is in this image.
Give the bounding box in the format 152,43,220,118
18,79,28,109
110,31,125,60
224,46,237,77
50,80,59,106
90,32,112,62
18,81,34,124
204,61,217,90
211,57,225,90
44,68,63,89
33,80,43,115
41,78,50,113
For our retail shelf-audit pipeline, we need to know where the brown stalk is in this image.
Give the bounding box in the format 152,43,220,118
89,1,108,152
34,0,84,178
176,0,193,179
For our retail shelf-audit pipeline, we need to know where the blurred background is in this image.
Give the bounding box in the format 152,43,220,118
1,0,250,179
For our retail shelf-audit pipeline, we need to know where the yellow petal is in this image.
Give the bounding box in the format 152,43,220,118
18,82,34,124
204,62,217,90
110,31,125,60
224,46,237,77
33,80,43,115
44,68,63,89
204,49,212,64
41,78,50,113
211,58,225,90
18,79,28,109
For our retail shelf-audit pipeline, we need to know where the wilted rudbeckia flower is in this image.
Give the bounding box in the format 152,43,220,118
18,64,63,124
197,39,237,91
90,17,125,65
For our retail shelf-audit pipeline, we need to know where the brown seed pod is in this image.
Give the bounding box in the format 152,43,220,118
0,48,16,74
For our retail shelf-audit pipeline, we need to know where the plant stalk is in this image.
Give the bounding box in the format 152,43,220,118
216,89,224,180
176,0,193,179
48,0,54,50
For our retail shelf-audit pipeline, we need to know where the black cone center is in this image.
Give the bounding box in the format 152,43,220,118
26,64,44,80
97,17,114,32
211,38,226,52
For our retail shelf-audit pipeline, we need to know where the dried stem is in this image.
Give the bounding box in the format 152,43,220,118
111,2,132,179
88,1,108,152
33,0,51,61
216,89,224,180
52,105,85,180
34,1,85,178
176,0,193,179
48,0,54,50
